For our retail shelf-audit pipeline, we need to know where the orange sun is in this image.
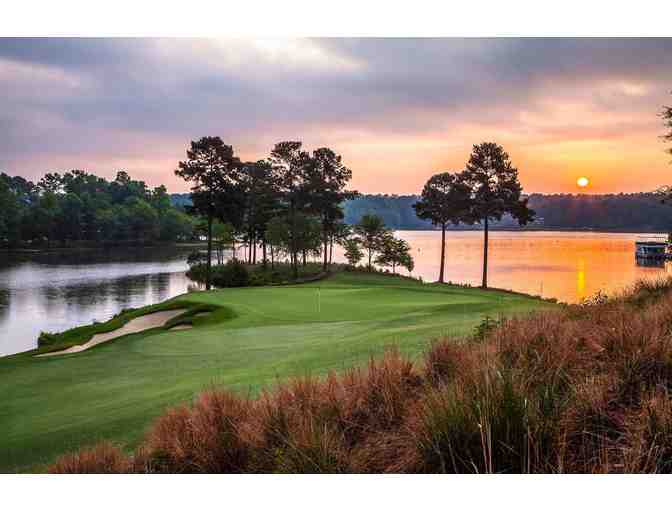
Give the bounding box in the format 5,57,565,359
577,176,590,188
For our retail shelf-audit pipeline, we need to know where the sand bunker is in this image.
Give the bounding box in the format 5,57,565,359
170,324,193,331
37,309,187,357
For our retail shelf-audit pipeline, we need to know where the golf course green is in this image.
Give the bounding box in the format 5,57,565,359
1,271,553,472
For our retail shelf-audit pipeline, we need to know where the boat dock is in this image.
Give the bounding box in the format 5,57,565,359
635,236,670,260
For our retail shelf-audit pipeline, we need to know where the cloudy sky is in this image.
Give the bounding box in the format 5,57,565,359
1,38,671,194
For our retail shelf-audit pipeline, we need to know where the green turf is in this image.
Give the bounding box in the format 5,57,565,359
0,272,553,472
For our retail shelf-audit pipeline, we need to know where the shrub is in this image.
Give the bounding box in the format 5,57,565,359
623,389,672,473
187,259,250,288
211,260,249,288
48,442,130,474
140,390,255,473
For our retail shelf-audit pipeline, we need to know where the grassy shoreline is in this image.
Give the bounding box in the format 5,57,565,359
33,301,216,356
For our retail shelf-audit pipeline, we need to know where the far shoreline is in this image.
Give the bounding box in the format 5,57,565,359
1,229,665,254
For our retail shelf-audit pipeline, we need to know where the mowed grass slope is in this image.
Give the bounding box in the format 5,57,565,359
0,272,552,472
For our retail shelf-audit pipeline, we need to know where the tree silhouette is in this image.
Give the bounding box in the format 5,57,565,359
354,214,389,271
461,142,535,288
240,160,281,267
414,172,472,283
376,235,414,274
269,141,311,279
305,147,356,272
176,136,242,290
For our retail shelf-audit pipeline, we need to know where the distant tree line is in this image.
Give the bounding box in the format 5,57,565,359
0,170,196,248
174,192,669,233
278,193,672,233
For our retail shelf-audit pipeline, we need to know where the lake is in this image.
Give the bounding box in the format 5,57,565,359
0,231,668,357
397,231,670,301
0,248,197,357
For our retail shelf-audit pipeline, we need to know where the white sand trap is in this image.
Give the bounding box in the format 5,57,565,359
170,324,193,331
37,309,187,357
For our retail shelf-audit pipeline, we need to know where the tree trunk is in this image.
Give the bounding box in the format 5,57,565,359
302,250,306,266
270,245,274,269
253,235,257,265
206,213,213,291
290,200,298,279
329,239,334,265
323,237,329,271
262,240,267,268
322,219,329,271
439,222,446,283
368,248,372,272
482,215,489,288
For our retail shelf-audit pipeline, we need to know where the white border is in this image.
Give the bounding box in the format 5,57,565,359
1,0,672,37
3,0,672,505
2,474,671,510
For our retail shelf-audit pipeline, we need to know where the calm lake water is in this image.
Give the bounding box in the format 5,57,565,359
0,248,196,357
395,231,670,302
0,232,668,357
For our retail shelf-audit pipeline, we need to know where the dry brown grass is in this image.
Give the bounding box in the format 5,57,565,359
49,442,130,474
48,278,672,473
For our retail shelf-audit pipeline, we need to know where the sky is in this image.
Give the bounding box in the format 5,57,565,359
1,38,672,195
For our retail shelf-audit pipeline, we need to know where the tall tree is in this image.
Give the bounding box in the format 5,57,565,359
210,221,236,264
414,172,472,283
266,215,290,268
305,147,356,271
176,136,242,290
269,141,311,279
240,160,280,267
461,142,535,288
293,212,322,266
354,213,389,271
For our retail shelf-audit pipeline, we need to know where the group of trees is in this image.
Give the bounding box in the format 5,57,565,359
175,137,358,289
0,170,195,247
175,137,417,289
347,214,414,274
415,142,534,287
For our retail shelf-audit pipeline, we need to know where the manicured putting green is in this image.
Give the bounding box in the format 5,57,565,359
0,272,552,472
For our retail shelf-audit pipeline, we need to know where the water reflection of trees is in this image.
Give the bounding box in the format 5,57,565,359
0,288,9,323
0,246,195,268
41,272,179,314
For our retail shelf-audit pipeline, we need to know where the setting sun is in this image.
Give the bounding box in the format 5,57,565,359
577,176,590,188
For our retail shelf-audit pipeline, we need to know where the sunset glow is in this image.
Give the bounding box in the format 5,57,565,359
1,38,671,194
577,176,590,188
